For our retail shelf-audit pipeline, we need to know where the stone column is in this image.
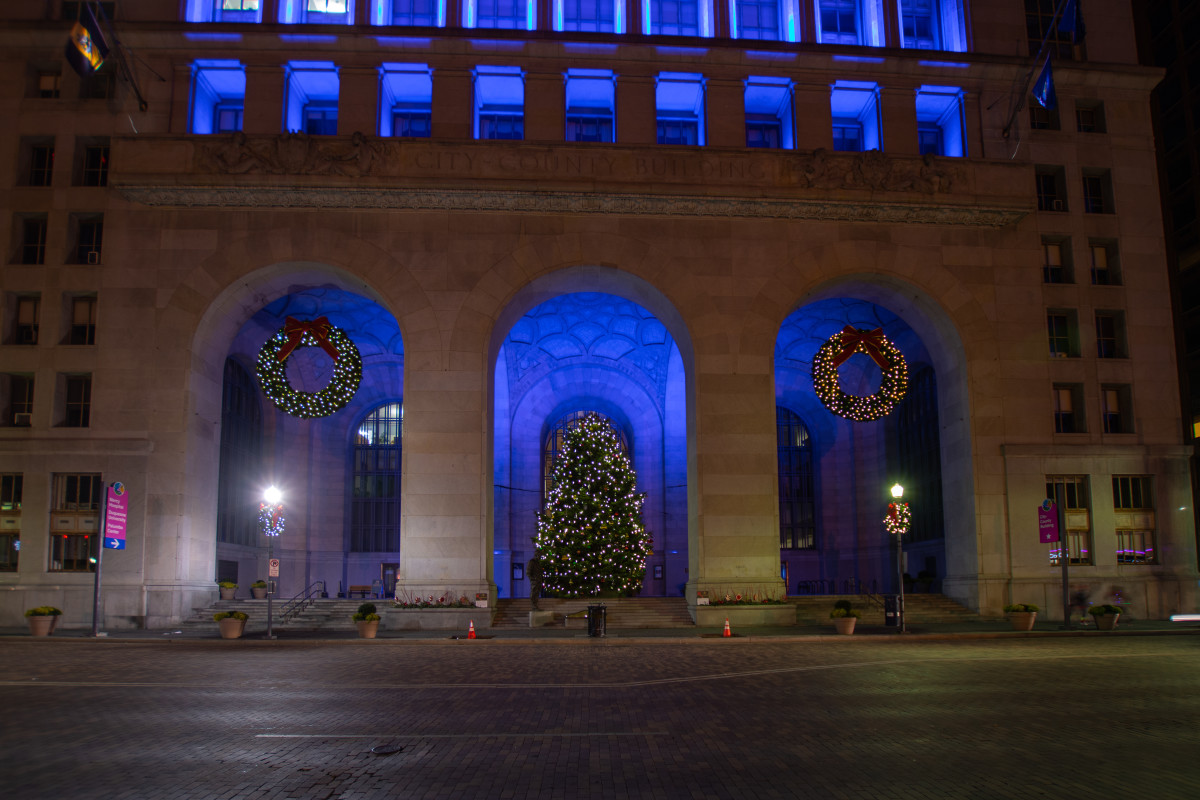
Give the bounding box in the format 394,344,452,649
617,75,657,145
880,86,919,156
338,66,379,137
793,83,833,151
244,65,285,135
433,68,475,141
705,78,744,148
170,64,192,134
524,72,564,143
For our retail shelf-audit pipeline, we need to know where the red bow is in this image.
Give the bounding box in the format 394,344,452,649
831,326,889,369
277,316,339,362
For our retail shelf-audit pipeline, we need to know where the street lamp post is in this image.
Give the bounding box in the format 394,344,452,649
261,486,283,640
889,483,907,634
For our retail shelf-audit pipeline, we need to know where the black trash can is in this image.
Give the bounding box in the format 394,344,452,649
884,594,903,627
586,604,607,637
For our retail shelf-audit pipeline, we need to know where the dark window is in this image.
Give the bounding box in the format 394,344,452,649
1113,475,1153,510
1053,384,1082,433
1042,239,1069,283
392,0,438,26
563,0,615,31
1095,312,1125,359
351,402,404,552
37,71,61,99
8,375,34,426
64,375,91,428
75,217,103,264
476,0,527,29
737,0,780,40
69,296,96,346
820,0,859,44
215,105,243,133
917,124,942,155
651,0,701,36
393,111,432,138
480,112,524,140
1036,167,1065,211
1101,384,1132,434
1082,172,1112,214
1090,241,1120,285
303,103,338,136
567,114,613,143
62,2,116,19
1025,0,1079,60
746,117,782,148
216,358,263,547
657,118,698,146
1047,311,1077,357
1075,101,1105,133
1029,103,1059,130
901,0,938,49
81,145,109,186
777,407,815,550
1045,475,1091,565
79,72,115,100
56,473,103,511
0,474,22,510
29,145,54,186
832,120,863,152
15,296,39,345
21,218,47,265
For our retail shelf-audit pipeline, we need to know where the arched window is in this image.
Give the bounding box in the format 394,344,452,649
777,406,815,550
350,402,403,552
217,358,262,546
542,410,629,498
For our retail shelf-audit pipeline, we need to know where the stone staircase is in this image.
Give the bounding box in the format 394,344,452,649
492,597,696,629
180,597,381,633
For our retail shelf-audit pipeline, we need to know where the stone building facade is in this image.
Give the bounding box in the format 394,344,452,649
1,0,1195,628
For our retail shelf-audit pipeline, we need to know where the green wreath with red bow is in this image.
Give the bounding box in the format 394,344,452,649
256,317,362,419
812,326,908,422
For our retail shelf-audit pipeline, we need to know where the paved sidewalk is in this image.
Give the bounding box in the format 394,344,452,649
3,616,1195,643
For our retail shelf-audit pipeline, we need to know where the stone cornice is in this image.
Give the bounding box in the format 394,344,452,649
116,184,1026,227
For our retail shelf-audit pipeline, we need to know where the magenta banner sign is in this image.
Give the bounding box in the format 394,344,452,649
1038,499,1059,544
103,482,128,550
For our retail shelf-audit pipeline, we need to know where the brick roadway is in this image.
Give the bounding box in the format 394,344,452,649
2,636,1199,799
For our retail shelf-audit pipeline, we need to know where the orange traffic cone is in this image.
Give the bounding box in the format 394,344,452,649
468,620,476,639
723,617,731,637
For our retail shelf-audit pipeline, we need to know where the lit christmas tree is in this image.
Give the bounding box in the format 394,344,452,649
534,414,652,598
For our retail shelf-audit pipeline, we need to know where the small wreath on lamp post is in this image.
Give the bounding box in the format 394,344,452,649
812,326,908,422
884,502,912,536
256,316,362,419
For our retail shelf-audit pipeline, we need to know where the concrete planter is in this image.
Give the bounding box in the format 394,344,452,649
693,605,795,628
385,608,491,631
219,587,236,601
251,587,267,599
217,618,246,639
1093,613,1120,631
832,616,857,635
1008,611,1037,631
27,616,57,637
355,619,380,639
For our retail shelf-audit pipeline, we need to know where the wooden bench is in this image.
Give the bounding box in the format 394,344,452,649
347,585,373,598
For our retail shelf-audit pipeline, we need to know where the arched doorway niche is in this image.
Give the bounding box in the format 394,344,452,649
774,274,976,609
188,262,405,602
488,268,694,600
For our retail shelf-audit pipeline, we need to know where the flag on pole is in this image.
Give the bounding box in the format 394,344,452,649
1058,0,1086,45
1033,56,1056,110
65,2,110,77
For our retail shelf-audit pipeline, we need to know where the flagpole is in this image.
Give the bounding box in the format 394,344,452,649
1000,0,1076,140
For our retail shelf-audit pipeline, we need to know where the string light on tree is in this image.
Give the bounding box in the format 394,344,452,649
256,316,362,419
811,326,908,422
534,413,653,598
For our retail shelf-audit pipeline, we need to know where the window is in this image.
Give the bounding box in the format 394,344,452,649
19,217,48,265
285,62,340,135
277,0,354,24
1053,383,1083,433
216,359,263,547
898,0,967,51
3,375,34,427
24,141,55,187
1113,475,1155,564
1029,103,1059,130
1042,238,1070,283
1082,170,1113,214
1046,475,1091,565
0,474,20,572
50,473,103,572
1047,310,1077,357
1026,0,1080,60
1094,311,1126,359
777,407,815,550
68,296,97,346
190,61,246,135
474,66,524,141
80,71,115,100
543,411,629,498
732,0,785,41
1101,384,1132,434
0,474,21,510
557,0,618,31
565,69,616,143
830,81,881,152
914,85,965,157
217,0,262,23
351,402,403,552
13,295,39,345
649,0,702,36
1075,100,1106,133
73,215,104,264
1089,240,1120,285
657,72,705,146
819,0,860,44
471,0,533,29
79,141,109,186
63,1,116,18
379,64,433,138
35,70,61,99
1035,165,1066,211
382,0,443,26
745,76,793,149
63,374,92,428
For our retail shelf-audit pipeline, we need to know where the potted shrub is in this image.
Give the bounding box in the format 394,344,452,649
25,606,62,637
213,610,248,639
251,580,268,600
830,600,860,635
217,580,237,601
1088,603,1122,631
1003,603,1039,631
353,602,381,639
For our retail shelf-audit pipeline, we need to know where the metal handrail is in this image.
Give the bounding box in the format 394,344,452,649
279,580,326,624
